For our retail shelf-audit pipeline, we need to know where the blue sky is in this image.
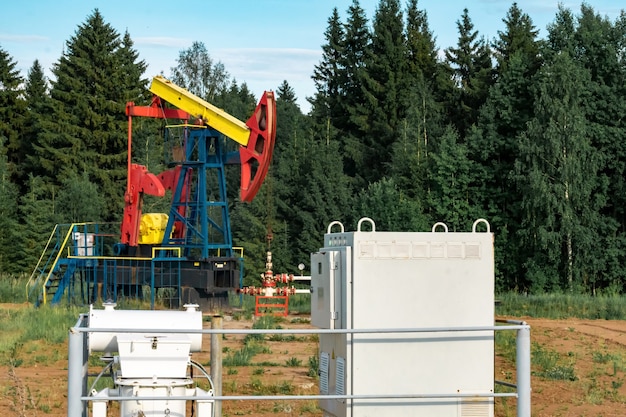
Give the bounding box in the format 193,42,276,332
0,1,623,112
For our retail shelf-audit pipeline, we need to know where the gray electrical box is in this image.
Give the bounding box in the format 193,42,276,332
311,218,495,417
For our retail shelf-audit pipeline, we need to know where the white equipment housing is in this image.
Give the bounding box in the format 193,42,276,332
88,303,213,417
311,218,495,417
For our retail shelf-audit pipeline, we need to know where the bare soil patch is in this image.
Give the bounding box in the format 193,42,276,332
2,308,626,416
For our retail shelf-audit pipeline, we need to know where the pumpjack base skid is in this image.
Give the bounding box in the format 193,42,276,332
83,257,240,311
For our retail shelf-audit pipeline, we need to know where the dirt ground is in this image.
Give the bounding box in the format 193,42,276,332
2,309,626,417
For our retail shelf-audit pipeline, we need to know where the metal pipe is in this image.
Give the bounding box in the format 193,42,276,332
211,316,223,417
76,324,529,335
72,319,531,415
494,379,517,389
80,392,518,402
516,324,531,417
68,315,88,417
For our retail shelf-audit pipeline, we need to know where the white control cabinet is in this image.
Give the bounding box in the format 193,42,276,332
311,219,494,417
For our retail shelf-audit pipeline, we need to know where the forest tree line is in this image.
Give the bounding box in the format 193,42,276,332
1,1,625,294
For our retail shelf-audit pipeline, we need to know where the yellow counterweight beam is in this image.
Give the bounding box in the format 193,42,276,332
149,75,250,146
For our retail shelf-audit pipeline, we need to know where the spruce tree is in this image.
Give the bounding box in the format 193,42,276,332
19,174,59,272
310,8,345,123
33,9,146,223
57,172,106,223
428,126,477,231
0,46,26,183
444,8,494,138
405,0,438,84
355,177,429,232
266,80,307,272
360,0,407,184
467,3,541,290
393,0,445,214
493,2,541,75
337,0,371,183
21,60,50,186
118,31,149,103
0,138,20,273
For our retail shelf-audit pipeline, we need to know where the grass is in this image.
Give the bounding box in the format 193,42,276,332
0,273,29,303
495,328,517,364
0,304,82,365
247,378,295,395
13,272,626,414
496,292,626,320
223,342,265,367
532,342,578,381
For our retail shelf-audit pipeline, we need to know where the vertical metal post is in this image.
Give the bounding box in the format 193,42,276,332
516,324,531,417
211,315,223,417
68,318,88,417
150,260,155,309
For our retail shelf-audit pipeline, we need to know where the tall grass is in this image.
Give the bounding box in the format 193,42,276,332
496,292,626,320
0,273,30,303
0,304,82,365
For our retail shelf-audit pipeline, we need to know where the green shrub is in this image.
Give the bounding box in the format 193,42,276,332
286,357,302,367
308,355,319,378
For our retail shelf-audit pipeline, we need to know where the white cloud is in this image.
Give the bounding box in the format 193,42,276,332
135,36,192,48
0,34,48,43
215,47,321,110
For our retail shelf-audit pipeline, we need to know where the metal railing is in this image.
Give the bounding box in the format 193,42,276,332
68,318,531,417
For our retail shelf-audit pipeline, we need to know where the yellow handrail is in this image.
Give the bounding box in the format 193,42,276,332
40,224,78,305
216,247,245,258
25,224,59,301
151,247,182,258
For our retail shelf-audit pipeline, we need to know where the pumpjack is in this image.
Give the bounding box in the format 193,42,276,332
27,76,276,310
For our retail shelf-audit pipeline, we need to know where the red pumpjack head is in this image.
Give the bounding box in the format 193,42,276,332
239,91,276,202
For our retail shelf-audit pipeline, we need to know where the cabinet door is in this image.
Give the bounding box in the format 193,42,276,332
311,250,343,329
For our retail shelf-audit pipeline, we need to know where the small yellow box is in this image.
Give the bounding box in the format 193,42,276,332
138,213,169,245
